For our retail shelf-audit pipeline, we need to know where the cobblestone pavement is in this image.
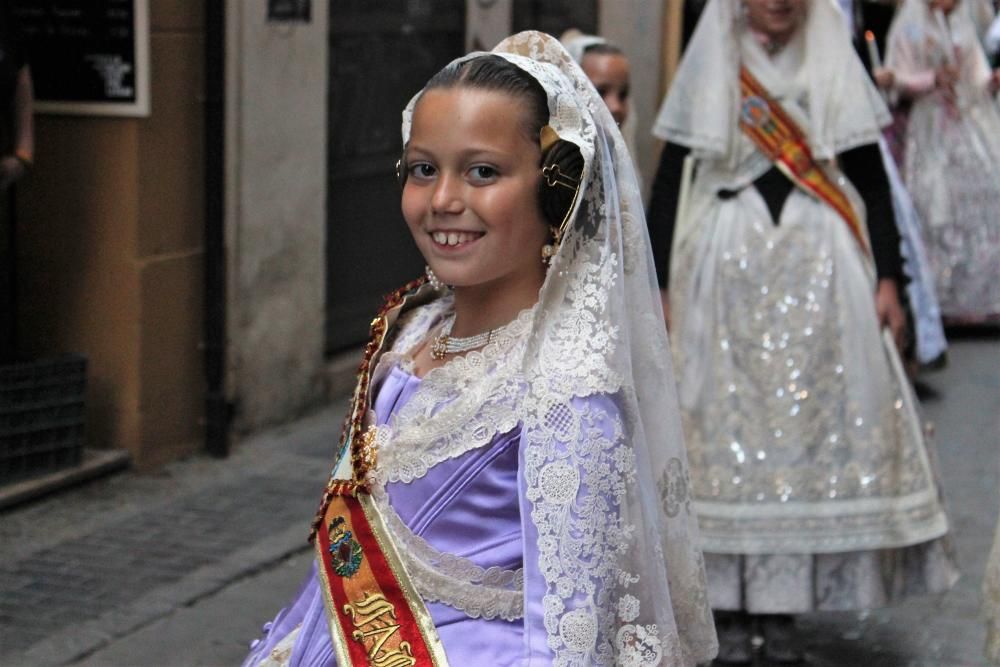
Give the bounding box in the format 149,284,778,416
0,400,347,666
0,337,997,667
794,333,999,667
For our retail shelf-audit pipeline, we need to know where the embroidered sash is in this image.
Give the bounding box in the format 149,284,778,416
738,66,870,254
310,278,450,667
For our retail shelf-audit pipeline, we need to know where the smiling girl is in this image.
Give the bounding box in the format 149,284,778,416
241,32,717,667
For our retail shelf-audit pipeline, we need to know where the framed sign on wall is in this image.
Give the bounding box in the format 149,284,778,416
11,0,150,117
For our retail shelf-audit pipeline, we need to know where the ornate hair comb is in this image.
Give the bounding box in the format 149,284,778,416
542,163,579,191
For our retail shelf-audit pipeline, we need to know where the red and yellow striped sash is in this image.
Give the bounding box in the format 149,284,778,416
738,66,869,254
310,279,449,667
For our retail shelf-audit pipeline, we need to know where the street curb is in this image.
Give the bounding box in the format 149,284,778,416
3,524,312,667
0,450,131,511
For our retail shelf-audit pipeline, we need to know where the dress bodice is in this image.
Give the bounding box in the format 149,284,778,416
375,364,523,575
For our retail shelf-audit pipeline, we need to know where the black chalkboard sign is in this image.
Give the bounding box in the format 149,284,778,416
268,0,312,23
10,0,149,116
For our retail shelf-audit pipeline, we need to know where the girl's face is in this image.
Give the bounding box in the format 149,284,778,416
581,52,630,126
743,0,807,42
402,87,549,293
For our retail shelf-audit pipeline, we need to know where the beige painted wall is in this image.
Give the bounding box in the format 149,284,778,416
16,0,206,468
599,0,666,194
224,1,329,434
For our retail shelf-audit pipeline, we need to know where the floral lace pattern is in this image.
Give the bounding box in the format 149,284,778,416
705,538,958,614
375,301,535,486
523,397,673,665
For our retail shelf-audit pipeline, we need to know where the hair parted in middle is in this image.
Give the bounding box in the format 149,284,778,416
399,54,584,234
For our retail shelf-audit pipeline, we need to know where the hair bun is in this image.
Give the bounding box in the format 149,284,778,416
540,139,584,231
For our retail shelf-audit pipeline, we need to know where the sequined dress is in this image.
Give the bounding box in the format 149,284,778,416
670,164,957,611
662,25,957,614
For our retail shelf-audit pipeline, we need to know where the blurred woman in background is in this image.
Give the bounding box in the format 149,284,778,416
885,0,1000,323
647,0,957,661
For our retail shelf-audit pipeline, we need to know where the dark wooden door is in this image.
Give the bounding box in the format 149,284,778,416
511,0,596,38
326,0,465,353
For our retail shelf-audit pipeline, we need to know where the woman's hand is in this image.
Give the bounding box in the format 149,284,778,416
874,66,895,90
875,278,906,352
934,64,959,94
0,155,26,191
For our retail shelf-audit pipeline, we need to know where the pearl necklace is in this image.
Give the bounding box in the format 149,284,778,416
430,315,500,360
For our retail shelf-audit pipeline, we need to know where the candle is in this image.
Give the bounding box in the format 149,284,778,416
864,30,882,70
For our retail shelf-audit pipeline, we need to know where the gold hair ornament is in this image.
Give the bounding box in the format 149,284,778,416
539,125,561,153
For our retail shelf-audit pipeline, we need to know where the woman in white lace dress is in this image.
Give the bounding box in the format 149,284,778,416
647,0,958,662
885,0,1000,322
241,31,718,666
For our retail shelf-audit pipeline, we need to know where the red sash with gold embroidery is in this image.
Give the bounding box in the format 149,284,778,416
309,278,449,667
738,66,870,255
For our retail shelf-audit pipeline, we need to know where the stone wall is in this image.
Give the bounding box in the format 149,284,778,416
224,1,329,433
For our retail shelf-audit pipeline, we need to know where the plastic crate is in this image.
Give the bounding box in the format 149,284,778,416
0,354,87,483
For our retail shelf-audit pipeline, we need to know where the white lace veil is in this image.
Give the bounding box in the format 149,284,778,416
395,31,718,665
652,0,889,162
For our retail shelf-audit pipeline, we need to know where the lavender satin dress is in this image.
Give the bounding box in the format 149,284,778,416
243,363,556,666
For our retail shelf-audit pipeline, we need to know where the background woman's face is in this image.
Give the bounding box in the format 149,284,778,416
744,0,807,41
930,0,957,15
581,52,630,126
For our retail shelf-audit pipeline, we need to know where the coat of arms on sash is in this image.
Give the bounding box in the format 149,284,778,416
328,516,364,577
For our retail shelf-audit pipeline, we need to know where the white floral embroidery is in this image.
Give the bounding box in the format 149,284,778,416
558,609,599,653
539,462,581,504
615,624,663,666
617,594,640,623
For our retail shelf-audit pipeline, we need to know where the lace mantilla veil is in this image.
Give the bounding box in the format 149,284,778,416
374,31,718,665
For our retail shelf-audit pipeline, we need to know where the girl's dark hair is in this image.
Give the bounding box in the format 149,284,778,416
582,43,624,58
405,55,584,232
